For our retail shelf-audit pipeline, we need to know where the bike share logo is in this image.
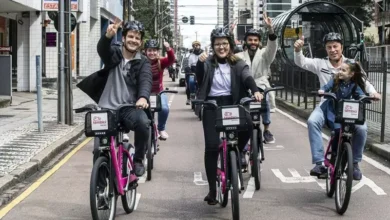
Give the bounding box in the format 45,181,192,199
344,104,358,115
224,111,234,119
93,116,107,125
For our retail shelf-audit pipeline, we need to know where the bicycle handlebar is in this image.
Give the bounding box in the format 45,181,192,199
312,91,376,103
260,86,284,95
73,104,99,113
192,97,259,110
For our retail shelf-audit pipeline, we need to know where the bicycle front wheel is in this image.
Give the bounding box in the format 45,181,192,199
251,129,261,190
335,142,353,215
229,151,240,220
90,156,117,220
146,126,153,181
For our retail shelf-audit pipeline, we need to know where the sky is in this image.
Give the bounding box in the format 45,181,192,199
177,0,218,49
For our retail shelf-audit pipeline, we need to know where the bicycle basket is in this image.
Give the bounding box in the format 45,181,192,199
215,105,249,132
335,100,365,125
85,110,118,137
150,94,162,112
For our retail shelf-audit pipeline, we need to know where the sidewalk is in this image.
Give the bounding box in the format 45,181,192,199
0,87,94,196
275,90,390,161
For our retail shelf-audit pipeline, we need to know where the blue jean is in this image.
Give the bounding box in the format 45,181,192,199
262,93,271,125
307,106,367,164
158,93,169,131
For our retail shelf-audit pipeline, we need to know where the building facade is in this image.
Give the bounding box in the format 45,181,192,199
0,0,124,92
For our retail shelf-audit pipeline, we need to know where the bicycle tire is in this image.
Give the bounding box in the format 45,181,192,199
251,129,261,190
146,126,152,181
229,151,240,220
335,142,353,215
121,148,137,214
259,129,265,161
217,149,229,208
90,156,117,220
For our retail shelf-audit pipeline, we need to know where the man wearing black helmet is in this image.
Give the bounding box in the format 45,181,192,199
236,13,278,144
77,20,152,177
294,33,381,180
186,41,203,105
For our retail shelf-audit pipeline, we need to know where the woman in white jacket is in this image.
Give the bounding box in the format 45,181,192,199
235,13,278,144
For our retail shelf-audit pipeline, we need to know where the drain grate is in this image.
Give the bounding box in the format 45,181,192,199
0,115,14,118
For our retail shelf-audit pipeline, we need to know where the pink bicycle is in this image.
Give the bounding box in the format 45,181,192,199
314,92,375,215
75,104,139,220
193,98,256,220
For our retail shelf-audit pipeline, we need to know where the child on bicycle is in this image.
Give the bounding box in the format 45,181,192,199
318,59,366,158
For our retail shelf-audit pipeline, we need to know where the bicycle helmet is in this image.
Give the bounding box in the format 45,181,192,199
192,41,201,47
144,39,159,49
244,28,262,41
122,20,145,39
323,32,342,46
210,27,234,49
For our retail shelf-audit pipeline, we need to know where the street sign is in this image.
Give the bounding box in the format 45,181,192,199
42,0,78,11
53,13,77,32
0,47,12,52
182,16,188,23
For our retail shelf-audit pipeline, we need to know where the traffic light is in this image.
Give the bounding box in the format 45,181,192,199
258,1,263,28
190,16,195,25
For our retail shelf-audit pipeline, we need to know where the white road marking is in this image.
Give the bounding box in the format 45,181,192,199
134,193,142,210
193,172,208,185
276,108,390,177
272,168,316,183
264,145,284,151
351,176,387,195
243,177,256,198
304,169,326,190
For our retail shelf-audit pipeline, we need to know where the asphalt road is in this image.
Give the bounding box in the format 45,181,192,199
2,76,390,220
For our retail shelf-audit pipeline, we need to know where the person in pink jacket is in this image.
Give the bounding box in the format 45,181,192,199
144,39,175,140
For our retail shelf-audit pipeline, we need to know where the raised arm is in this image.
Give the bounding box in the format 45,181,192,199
293,35,321,74
159,42,176,69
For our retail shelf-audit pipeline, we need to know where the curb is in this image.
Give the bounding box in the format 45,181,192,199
0,99,10,109
0,124,85,196
276,98,390,162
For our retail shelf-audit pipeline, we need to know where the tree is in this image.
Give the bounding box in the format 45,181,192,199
132,0,155,36
336,0,374,27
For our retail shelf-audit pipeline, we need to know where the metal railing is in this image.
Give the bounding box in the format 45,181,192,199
270,61,388,143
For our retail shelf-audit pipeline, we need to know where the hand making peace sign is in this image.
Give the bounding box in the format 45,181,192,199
106,18,123,39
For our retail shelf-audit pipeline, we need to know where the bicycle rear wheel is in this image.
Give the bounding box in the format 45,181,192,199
335,142,353,215
229,151,240,220
121,147,137,214
90,156,117,220
146,126,153,181
251,129,261,190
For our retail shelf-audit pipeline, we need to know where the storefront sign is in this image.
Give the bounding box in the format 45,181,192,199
42,0,78,11
46,33,57,47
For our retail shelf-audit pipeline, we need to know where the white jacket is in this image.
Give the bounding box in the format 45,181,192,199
294,51,377,94
236,39,278,89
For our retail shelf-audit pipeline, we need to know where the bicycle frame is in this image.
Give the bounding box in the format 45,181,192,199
218,131,240,194
325,124,354,185
109,133,138,196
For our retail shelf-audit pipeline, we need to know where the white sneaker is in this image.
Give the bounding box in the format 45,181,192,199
270,108,276,113
159,130,169,140
123,134,130,142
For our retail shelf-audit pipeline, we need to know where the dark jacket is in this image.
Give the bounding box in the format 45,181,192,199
195,57,259,104
76,35,152,104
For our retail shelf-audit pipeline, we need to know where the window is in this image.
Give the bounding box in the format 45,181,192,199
267,12,282,18
267,4,291,10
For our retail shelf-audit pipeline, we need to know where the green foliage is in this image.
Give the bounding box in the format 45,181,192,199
336,0,374,27
133,0,156,36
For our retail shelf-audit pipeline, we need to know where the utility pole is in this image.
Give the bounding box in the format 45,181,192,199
64,0,73,125
58,0,65,125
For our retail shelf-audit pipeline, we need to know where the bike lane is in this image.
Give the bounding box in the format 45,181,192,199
1,77,390,220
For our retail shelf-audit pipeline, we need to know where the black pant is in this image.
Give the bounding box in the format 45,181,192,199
93,108,150,162
185,74,190,99
202,96,253,193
